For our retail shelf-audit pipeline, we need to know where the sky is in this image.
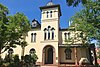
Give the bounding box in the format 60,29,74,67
0,0,82,28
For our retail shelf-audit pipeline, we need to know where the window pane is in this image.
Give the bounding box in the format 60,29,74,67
34,34,36,42
31,33,36,42
52,32,54,40
65,48,72,60
64,33,67,39
48,32,50,40
47,11,49,18
68,33,70,39
44,32,46,40
50,11,52,17
31,33,33,42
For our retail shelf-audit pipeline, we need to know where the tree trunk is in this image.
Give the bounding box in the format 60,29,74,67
0,48,2,59
21,47,25,57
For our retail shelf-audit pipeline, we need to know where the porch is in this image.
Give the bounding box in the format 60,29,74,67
58,44,97,66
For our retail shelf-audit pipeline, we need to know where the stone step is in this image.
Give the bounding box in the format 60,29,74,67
41,66,58,67
41,65,58,67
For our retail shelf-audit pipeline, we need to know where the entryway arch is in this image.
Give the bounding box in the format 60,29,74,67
42,45,55,64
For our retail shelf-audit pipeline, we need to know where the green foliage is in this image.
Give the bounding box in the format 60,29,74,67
2,54,21,67
66,0,88,7
30,53,38,64
69,0,100,43
0,4,31,55
13,54,20,63
24,54,38,64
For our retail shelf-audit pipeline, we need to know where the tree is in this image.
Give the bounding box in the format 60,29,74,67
20,39,28,58
0,4,31,58
0,3,9,58
66,1,100,65
66,0,88,7
67,0,100,43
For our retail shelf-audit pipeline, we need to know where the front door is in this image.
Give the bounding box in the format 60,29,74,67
47,47,53,64
44,46,53,64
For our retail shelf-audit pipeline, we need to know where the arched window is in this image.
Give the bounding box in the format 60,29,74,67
48,26,51,28
51,28,55,40
44,26,55,40
50,11,52,17
31,33,36,42
64,33,67,40
31,33,33,42
44,28,47,40
44,32,47,40
68,32,70,39
29,48,36,54
80,32,83,38
52,31,54,40
64,48,72,59
47,11,49,18
48,31,50,40
48,26,51,40
34,33,36,42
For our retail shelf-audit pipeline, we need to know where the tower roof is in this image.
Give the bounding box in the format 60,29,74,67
47,2,54,6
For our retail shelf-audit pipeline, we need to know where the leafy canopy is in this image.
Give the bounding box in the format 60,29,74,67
0,4,30,54
67,0,100,43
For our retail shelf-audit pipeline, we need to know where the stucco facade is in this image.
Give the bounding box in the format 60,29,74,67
1,2,97,67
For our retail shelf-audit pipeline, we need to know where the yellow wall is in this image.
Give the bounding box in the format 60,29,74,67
59,48,90,63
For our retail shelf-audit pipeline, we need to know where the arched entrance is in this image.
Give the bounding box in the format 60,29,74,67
43,45,55,64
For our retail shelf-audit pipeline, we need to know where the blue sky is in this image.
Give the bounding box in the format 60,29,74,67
0,0,82,28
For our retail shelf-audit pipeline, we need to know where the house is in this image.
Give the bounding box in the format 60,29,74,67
2,2,97,67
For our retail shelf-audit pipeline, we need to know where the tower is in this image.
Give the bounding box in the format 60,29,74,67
40,2,61,41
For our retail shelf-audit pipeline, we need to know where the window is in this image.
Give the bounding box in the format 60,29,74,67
64,32,71,40
50,11,52,17
51,28,55,40
68,32,70,39
44,26,55,40
48,31,50,40
64,33,67,40
80,32,83,38
44,28,47,40
64,48,72,59
52,31,54,40
32,21,37,27
48,26,51,40
44,32,47,40
31,33,36,42
31,33,33,42
47,11,49,18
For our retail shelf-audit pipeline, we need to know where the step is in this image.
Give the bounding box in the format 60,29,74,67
41,66,58,67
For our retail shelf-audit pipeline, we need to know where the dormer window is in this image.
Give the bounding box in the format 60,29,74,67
31,20,38,28
32,22,37,27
